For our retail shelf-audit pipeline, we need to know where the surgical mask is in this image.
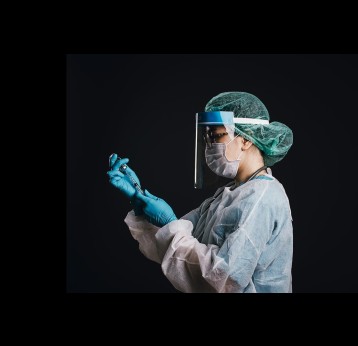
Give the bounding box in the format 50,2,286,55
205,135,243,179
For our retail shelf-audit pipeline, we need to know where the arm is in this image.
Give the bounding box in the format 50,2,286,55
124,205,201,264
125,186,272,293
155,210,270,293
124,194,212,265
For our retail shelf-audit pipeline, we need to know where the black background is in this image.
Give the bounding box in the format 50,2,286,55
67,54,357,293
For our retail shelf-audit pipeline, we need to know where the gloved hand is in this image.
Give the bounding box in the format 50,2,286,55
134,189,177,227
130,195,145,216
107,153,142,200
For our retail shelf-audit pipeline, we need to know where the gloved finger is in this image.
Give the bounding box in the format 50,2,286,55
144,189,159,200
109,177,123,185
131,192,144,205
107,170,125,178
135,191,152,204
127,168,140,180
109,153,117,168
108,174,124,182
124,166,136,178
112,158,130,171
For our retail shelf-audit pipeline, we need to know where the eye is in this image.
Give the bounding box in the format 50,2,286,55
212,132,228,139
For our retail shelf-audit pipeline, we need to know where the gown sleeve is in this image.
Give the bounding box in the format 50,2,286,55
124,183,273,293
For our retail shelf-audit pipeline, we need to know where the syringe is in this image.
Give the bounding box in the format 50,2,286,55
109,154,144,195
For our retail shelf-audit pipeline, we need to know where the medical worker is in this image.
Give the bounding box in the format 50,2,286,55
107,92,293,293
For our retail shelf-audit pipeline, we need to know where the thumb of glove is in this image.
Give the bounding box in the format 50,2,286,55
135,190,152,204
144,189,159,200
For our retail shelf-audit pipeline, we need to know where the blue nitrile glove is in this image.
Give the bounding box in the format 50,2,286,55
134,189,177,227
107,153,142,200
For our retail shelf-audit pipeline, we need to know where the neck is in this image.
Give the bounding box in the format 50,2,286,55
235,157,266,184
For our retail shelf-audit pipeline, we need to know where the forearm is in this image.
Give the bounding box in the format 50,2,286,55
124,210,218,291
155,221,241,293
125,211,250,293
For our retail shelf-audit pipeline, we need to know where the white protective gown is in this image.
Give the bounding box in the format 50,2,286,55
124,174,293,293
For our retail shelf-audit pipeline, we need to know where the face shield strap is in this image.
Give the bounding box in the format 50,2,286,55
233,118,269,125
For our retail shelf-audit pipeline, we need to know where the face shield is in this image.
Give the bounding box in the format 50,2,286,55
194,111,237,189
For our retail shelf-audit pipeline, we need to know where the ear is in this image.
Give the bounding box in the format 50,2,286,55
241,138,253,151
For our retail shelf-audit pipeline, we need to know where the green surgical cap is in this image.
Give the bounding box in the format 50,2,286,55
205,92,293,166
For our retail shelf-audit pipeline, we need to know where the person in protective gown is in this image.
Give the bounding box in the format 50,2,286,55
107,92,294,293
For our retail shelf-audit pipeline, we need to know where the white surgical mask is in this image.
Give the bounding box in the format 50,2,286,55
205,135,243,179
